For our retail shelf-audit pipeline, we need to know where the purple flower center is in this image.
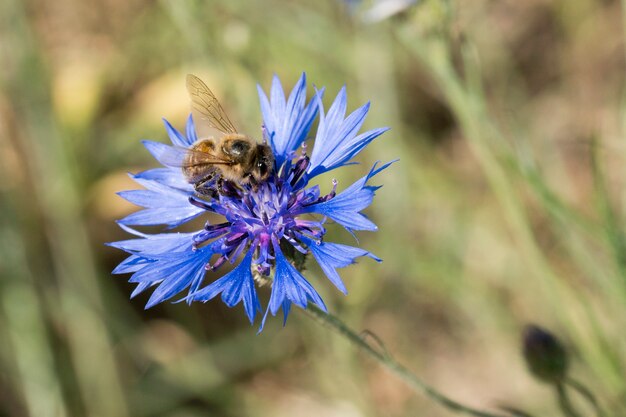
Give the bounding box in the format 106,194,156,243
189,148,334,278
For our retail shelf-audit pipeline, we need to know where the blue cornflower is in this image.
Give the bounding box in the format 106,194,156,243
110,73,392,331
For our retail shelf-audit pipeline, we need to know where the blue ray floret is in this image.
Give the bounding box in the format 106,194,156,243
109,74,393,331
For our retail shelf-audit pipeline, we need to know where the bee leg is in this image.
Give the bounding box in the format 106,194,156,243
194,174,219,199
217,178,242,198
248,177,260,192
195,185,218,199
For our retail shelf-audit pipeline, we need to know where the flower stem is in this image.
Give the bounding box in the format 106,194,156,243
556,383,584,417
565,378,606,417
304,305,510,417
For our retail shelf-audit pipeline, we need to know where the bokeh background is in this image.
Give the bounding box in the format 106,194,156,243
1,0,625,416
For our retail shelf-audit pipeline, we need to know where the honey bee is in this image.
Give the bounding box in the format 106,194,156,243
158,74,274,198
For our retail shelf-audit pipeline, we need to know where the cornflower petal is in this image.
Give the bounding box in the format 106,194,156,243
259,242,327,331
107,229,195,255
133,168,192,191
299,236,381,294
127,245,214,308
189,251,261,323
131,282,154,299
163,117,193,147
308,88,389,178
112,255,152,275
142,140,186,170
298,160,395,232
257,73,321,166
117,175,202,227
185,114,198,145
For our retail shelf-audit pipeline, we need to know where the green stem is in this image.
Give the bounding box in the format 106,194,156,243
565,378,606,417
304,305,510,417
556,384,584,417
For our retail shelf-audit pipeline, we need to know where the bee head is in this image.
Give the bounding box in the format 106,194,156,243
251,144,274,183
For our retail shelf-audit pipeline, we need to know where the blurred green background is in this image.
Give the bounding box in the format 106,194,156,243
1,0,625,416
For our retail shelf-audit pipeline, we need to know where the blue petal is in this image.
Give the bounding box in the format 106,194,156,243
163,118,189,147
259,243,327,332
185,114,198,145
126,245,213,308
134,168,192,191
118,207,203,228
131,282,154,299
130,174,189,195
299,236,380,294
308,87,389,178
117,176,203,227
257,73,322,167
321,86,348,136
189,251,261,323
118,189,187,208
270,75,286,123
107,231,195,254
298,160,395,232
142,140,188,169
112,255,153,274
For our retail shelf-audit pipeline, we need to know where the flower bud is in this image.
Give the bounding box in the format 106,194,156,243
522,324,569,383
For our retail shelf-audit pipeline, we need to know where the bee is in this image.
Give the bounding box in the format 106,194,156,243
158,74,274,198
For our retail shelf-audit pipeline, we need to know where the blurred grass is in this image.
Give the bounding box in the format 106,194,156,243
1,0,626,416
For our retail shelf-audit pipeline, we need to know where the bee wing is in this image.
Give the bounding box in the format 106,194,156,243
186,74,238,135
152,145,233,168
